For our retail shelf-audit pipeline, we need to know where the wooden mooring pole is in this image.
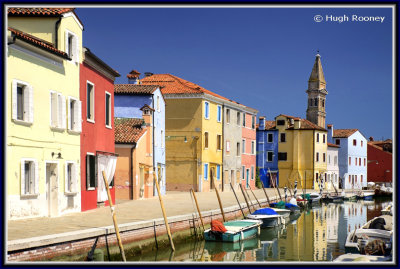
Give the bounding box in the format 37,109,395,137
102,171,126,262
249,188,262,208
190,188,205,231
260,180,271,206
244,186,257,211
212,177,226,222
239,184,252,214
230,183,245,218
154,177,175,251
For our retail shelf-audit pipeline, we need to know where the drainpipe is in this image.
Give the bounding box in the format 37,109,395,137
55,17,62,49
221,103,225,192
151,95,156,196
130,145,135,200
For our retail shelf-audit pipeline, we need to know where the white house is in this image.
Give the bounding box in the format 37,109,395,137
326,141,340,191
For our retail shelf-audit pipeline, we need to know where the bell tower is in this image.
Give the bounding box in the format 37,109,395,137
306,53,328,128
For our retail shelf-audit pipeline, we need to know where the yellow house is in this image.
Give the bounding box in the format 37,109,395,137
7,8,83,219
141,74,227,192
275,114,327,190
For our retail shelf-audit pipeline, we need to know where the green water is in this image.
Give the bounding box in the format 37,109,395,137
120,198,392,262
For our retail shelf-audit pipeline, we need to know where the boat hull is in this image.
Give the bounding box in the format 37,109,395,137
246,214,283,228
204,220,262,242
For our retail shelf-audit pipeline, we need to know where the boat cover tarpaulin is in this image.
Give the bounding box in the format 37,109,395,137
252,208,278,215
211,220,227,233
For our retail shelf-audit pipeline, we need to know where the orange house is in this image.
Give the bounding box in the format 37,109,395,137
114,105,154,200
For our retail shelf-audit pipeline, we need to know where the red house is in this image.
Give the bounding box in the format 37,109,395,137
80,47,120,211
367,139,392,185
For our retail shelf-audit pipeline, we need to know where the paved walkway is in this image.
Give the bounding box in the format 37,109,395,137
7,188,315,241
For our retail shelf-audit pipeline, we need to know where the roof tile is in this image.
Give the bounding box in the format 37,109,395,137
333,129,358,138
8,7,74,16
114,118,146,144
114,84,159,95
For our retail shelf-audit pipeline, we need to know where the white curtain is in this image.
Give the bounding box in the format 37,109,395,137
97,154,117,202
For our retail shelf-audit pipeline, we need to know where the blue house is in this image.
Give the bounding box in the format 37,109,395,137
327,124,367,190
256,117,279,188
114,70,166,196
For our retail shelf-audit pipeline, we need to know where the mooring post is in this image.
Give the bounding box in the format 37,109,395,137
260,180,271,206
244,187,257,211
102,171,126,262
230,182,245,218
212,177,226,222
239,184,252,214
284,187,287,202
154,176,175,252
190,188,205,231
294,181,298,199
249,188,262,208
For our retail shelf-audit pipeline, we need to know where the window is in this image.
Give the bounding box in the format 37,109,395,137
335,139,340,145
280,133,286,142
364,158,366,166
309,99,313,106
278,152,287,161
353,139,357,146
267,151,273,162
216,165,220,180
314,98,318,106
316,133,320,142
251,166,254,180
323,153,326,163
359,158,361,166
334,156,338,165
21,159,38,196
252,116,255,129
355,175,357,183
355,157,357,166
161,130,164,148
87,82,95,122
65,30,79,63
361,141,363,147
267,133,273,143
349,157,351,165
323,134,326,143
277,120,285,126
217,105,222,122
242,166,245,179
226,141,230,153
316,152,319,162
154,126,157,146
86,154,97,189
12,80,33,124
361,175,363,183
237,112,240,125
217,135,222,150
226,109,230,124
50,91,66,129
65,162,78,193
328,155,331,164
243,113,246,127
242,139,246,154
68,97,82,132
105,92,111,128
316,173,319,181
322,99,325,107
204,102,209,119
251,141,255,154
204,164,208,180
157,96,160,112
237,142,240,156
204,132,209,149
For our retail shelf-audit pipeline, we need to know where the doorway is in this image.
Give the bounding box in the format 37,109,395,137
139,166,144,198
246,168,250,189
210,167,215,190
46,162,59,217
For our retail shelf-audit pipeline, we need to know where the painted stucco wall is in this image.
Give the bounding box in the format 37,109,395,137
314,131,328,190
343,132,368,189
367,144,392,184
241,112,256,189
326,146,339,190
114,95,152,118
7,15,82,219
164,98,202,192
256,126,279,188
222,105,242,192
80,62,116,211
114,146,132,200
8,17,57,44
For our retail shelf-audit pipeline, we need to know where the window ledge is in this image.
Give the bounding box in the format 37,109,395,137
50,126,65,132
106,125,112,130
12,119,32,126
87,119,95,124
67,129,81,135
21,194,39,199
87,187,96,191
65,191,78,196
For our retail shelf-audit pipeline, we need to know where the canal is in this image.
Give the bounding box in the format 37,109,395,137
120,198,392,262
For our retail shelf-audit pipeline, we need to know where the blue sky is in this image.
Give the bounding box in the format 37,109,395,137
75,6,393,140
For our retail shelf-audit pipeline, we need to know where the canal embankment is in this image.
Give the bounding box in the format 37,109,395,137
7,188,315,262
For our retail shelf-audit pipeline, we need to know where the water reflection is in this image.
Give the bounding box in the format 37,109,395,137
125,198,392,262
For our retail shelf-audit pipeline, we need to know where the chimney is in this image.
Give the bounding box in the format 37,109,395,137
294,118,301,129
327,124,333,143
259,116,266,130
144,72,153,77
369,136,374,141
140,104,154,126
127,70,141,84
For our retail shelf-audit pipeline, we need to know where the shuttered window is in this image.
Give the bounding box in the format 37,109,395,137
65,162,78,193
65,30,79,63
87,82,95,122
12,80,33,124
20,159,38,196
86,154,97,189
105,92,111,128
68,97,81,132
50,91,66,129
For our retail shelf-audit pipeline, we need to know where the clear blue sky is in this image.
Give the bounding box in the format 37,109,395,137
75,6,393,140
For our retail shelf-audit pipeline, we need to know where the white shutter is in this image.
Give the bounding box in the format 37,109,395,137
61,95,66,129
20,159,25,195
34,160,39,195
50,92,56,127
76,101,82,132
65,162,69,192
12,80,17,120
65,31,69,56
73,163,78,192
67,97,71,130
227,141,230,152
28,85,34,123
73,35,79,63
23,86,30,122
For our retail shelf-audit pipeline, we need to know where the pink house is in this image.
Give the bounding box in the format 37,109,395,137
241,110,257,189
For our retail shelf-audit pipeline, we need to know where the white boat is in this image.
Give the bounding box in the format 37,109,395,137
246,208,286,228
381,203,393,216
308,192,321,204
333,253,391,262
345,215,393,253
271,208,291,219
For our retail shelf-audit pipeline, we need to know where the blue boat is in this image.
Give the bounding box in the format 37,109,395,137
246,208,285,228
204,219,262,242
269,202,301,213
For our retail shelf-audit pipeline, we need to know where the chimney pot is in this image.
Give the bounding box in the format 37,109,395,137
369,136,374,141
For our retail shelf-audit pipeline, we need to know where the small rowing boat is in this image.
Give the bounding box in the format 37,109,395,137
204,219,262,242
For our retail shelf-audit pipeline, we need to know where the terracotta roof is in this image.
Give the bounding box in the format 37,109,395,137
327,142,340,148
8,7,74,16
127,70,141,79
333,129,358,138
114,84,159,95
141,73,257,111
8,27,70,59
265,120,276,130
140,104,155,112
276,114,301,120
275,114,325,131
114,118,146,144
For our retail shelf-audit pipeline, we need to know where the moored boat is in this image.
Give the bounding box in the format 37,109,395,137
246,208,285,228
204,219,262,242
308,192,321,204
333,253,391,262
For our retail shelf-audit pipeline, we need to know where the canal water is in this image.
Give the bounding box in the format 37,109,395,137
124,198,392,262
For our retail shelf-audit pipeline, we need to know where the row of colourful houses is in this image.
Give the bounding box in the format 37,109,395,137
7,8,389,221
